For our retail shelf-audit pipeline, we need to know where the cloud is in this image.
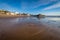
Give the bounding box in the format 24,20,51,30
43,2,60,10
21,1,28,10
41,12,60,16
21,0,54,10
0,3,19,12
30,0,59,9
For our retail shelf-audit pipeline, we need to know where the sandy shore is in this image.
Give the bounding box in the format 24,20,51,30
0,15,22,18
0,17,60,40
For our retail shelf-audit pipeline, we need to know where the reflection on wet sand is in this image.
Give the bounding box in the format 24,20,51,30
0,17,60,40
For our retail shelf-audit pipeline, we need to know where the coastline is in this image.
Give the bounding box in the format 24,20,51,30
0,15,29,18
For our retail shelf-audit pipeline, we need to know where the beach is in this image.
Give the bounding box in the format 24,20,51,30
0,17,60,40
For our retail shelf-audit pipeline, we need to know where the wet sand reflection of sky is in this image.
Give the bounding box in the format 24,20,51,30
39,17,60,28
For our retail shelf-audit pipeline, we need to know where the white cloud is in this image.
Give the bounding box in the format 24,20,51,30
0,3,19,12
43,2,60,10
31,0,59,9
21,1,28,10
42,12,60,16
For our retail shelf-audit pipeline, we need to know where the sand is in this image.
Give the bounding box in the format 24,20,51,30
0,17,60,40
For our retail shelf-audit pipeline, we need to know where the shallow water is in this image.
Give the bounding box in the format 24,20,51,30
38,17,60,28
0,17,60,40
0,17,60,32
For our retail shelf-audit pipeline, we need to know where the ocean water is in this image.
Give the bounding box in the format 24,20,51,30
14,17,60,28
0,17,60,28
38,17,60,28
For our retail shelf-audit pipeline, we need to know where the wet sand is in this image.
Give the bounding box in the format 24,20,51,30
0,15,24,18
0,17,60,40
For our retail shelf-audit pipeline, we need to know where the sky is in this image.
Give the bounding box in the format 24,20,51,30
0,0,60,15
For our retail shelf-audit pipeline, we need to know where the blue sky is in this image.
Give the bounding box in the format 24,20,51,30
0,0,60,15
